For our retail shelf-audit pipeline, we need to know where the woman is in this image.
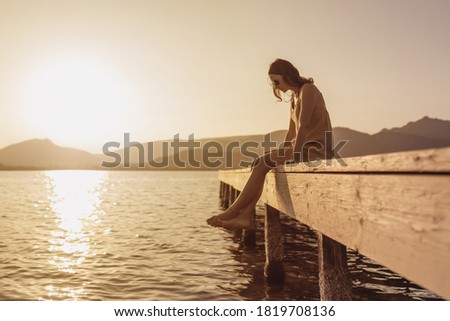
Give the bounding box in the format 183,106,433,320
207,58,333,230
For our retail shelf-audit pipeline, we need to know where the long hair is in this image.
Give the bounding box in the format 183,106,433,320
268,58,314,106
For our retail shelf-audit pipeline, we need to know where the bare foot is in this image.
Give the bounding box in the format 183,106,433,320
206,208,240,227
218,211,254,230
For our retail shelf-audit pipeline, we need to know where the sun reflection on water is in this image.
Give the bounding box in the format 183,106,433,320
44,170,106,299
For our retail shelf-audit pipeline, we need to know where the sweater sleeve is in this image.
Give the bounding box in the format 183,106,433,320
293,83,318,156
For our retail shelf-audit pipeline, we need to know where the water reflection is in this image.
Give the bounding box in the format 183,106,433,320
0,170,440,300
44,170,106,299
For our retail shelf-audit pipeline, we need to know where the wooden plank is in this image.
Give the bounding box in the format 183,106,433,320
264,172,450,300
280,147,450,173
218,168,251,191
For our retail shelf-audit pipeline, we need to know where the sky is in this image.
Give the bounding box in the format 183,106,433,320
0,0,449,153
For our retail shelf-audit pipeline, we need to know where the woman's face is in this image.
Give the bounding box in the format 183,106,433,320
268,74,288,92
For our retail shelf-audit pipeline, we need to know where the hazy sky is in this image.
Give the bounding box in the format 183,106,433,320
1,0,449,152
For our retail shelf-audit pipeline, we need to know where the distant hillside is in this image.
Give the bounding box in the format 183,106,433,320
0,139,102,169
334,117,450,157
384,116,450,140
1,116,449,170
332,128,372,157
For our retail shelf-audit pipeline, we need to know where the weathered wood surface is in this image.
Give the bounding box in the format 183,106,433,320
281,147,450,173
318,233,352,300
218,147,450,300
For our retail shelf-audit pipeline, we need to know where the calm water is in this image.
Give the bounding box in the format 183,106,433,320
0,171,441,301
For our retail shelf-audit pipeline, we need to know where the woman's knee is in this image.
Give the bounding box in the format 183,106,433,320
251,154,275,170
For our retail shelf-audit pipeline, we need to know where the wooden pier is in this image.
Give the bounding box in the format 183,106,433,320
218,147,450,300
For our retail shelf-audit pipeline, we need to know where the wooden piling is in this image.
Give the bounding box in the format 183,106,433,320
318,233,352,300
264,204,284,282
229,186,236,204
242,208,256,248
219,182,224,207
222,183,230,208
234,188,240,201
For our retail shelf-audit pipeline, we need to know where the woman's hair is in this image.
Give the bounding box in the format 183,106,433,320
268,58,314,105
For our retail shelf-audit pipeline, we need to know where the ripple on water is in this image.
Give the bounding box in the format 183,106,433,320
0,171,443,301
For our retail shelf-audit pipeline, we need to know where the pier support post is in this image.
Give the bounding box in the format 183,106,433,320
242,204,256,248
229,186,236,204
234,188,240,200
222,183,230,208
318,233,352,300
264,204,284,282
219,181,224,203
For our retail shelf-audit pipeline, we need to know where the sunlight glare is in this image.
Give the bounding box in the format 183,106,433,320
45,170,106,277
21,53,131,146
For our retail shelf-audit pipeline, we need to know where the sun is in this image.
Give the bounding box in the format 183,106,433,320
20,53,132,151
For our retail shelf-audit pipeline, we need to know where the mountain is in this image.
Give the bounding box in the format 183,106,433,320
334,117,450,157
1,117,449,170
0,139,102,169
383,116,450,140
332,127,373,157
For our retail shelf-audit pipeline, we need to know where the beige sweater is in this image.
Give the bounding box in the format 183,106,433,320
290,83,333,161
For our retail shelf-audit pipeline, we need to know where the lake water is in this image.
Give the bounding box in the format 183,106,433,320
0,171,441,300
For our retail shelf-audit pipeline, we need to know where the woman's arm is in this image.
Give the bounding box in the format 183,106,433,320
292,83,318,159
283,118,296,148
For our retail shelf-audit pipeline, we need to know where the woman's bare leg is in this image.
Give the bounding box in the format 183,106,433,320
207,148,293,229
209,185,262,221
206,168,266,226
217,186,263,229
225,164,269,215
